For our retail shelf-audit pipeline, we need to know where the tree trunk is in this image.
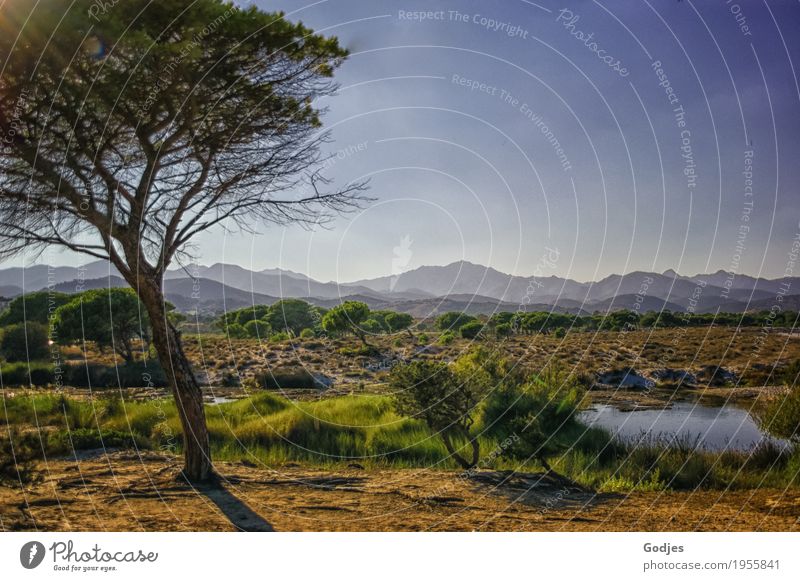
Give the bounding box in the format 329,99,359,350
441,427,480,471
138,280,213,482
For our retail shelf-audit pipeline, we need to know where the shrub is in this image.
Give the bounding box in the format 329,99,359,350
243,319,270,338
0,291,70,325
269,332,291,342
390,358,483,469
435,312,477,332
299,328,315,339
0,428,44,485
459,321,483,339
225,323,248,339
1,322,50,361
256,367,325,389
55,428,141,451
417,333,429,345
759,385,800,443
482,363,584,470
495,323,512,337
62,361,167,388
0,361,54,386
438,331,455,345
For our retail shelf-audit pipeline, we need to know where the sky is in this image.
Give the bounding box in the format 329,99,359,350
16,0,800,283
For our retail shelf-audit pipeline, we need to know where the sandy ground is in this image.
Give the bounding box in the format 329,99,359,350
1,452,798,532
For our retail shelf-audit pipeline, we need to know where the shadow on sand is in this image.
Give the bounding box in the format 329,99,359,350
469,470,603,511
196,482,275,532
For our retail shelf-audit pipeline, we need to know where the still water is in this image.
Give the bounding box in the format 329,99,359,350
579,402,789,451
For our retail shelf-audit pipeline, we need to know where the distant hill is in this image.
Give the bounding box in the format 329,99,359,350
3,260,800,317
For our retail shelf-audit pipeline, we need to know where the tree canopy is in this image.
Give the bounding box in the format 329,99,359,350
321,300,371,344
54,288,151,363
0,0,367,481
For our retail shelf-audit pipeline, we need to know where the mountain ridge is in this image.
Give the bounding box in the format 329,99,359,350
2,260,799,317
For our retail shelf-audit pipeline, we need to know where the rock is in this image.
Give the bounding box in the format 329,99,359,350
697,365,737,386
312,373,334,389
651,368,697,386
596,368,652,390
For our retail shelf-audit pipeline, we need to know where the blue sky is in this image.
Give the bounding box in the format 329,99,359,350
26,1,800,283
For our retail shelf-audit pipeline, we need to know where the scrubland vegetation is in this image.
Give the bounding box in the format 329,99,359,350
3,354,798,493
2,289,799,500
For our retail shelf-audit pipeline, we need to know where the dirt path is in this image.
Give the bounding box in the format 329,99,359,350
1,452,798,531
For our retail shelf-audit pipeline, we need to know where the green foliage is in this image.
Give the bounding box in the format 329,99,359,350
54,288,150,362
0,361,54,386
322,301,371,344
66,361,167,388
221,300,323,337
391,361,470,431
0,291,70,326
255,367,325,389
56,428,141,451
494,323,512,337
488,312,515,328
269,332,291,343
361,319,383,334
243,318,271,338
385,312,413,335
482,363,584,469
5,390,800,488
438,331,455,345
264,299,320,336
299,328,316,339
459,321,484,339
759,385,800,443
225,323,248,339
220,305,271,328
779,359,800,386
389,356,486,468
0,361,166,388
0,428,44,485
435,312,477,332
1,322,50,361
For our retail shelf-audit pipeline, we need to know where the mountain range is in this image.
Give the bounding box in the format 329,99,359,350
0,260,797,318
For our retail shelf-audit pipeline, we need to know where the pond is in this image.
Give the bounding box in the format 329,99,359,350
579,402,790,451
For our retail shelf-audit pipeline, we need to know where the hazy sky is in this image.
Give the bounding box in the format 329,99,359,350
20,1,800,283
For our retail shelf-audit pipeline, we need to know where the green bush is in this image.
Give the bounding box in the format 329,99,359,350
243,319,270,338
63,361,167,388
0,361,54,386
0,428,45,485
0,291,70,325
256,367,324,389
435,312,477,331
438,331,455,345
55,428,141,451
459,321,483,339
495,323,512,337
299,328,315,339
759,385,800,443
1,322,50,361
482,363,584,469
390,358,484,469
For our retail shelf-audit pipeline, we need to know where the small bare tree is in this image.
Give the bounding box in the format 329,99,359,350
0,0,367,480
